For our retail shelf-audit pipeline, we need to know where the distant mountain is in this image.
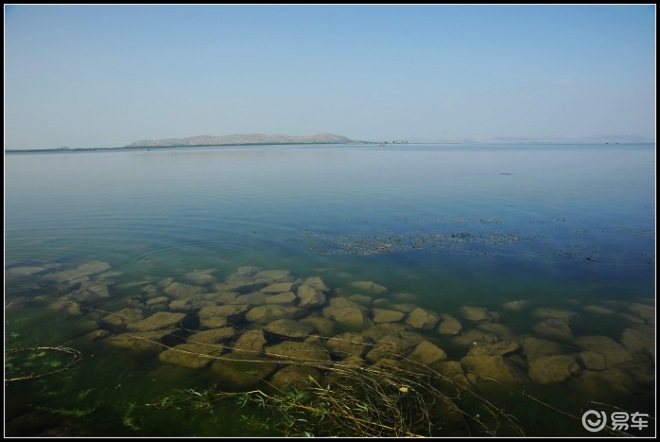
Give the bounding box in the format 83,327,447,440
127,133,354,147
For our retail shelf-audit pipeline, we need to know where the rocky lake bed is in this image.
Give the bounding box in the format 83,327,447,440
6,258,654,426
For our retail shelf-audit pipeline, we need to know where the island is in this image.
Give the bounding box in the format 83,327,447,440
5,133,381,153
126,133,356,148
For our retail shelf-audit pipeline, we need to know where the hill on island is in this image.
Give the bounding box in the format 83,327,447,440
127,133,354,147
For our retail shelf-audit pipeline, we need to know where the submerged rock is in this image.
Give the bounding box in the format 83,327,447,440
245,305,303,323
99,308,144,331
65,282,111,302
467,340,519,357
347,294,374,306
361,323,410,341
6,296,31,311
269,365,322,390
501,300,530,311
451,329,500,347
527,354,581,384
349,280,388,295
264,319,316,340
107,330,172,352
48,298,81,316
532,308,579,321
264,341,332,363
231,329,267,358
460,306,496,323
126,311,186,332
477,323,515,340
211,356,278,391
520,336,565,361
296,284,327,308
169,296,214,312
261,282,296,293
254,269,294,282
189,327,236,345
574,336,633,368
158,343,221,369
145,296,169,309
371,308,406,324
303,276,331,293
532,318,574,341
460,355,527,384
405,307,440,330
234,291,268,305
183,270,217,284
577,351,607,370
163,282,206,299
230,266,262,278
6,265,55,278
365,331,423,363
595,367,637,393
322,297,372,330
407,340,447,365
264,292,297,305
583,305,615,315
620,327,655,358
326,332,374,359
629,302,654,322
45,260,112,283
83,329,111,341
299,316,336,337
433,360,469,386
571,369,632,398
218,279,269,294
437,314,462,336
388,303,418,313
618,312,646,325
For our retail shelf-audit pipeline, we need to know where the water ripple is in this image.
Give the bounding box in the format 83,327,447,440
136,243,250,276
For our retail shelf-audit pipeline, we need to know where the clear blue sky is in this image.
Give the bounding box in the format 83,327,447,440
4,4,656,149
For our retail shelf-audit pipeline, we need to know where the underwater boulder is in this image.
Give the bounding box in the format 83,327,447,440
437,314,462,336
326,332,374,359
405,307,440,330
264,318,316,340
371,308,406,324
528,354,581,384
126,311,186,332
407,340,447,365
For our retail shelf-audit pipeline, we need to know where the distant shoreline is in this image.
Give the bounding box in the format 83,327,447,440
5,140,654,154
4,141,377,154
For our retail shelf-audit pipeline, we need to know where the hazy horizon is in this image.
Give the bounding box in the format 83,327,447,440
4,4,656,150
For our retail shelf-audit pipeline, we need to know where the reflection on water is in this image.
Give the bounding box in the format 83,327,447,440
4,144,655,436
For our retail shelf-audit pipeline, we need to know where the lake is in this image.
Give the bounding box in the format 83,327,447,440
4,143,655,437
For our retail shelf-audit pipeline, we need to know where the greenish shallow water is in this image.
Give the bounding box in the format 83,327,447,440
4,144,655,437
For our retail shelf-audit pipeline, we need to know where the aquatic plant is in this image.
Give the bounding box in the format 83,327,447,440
4,345,82,382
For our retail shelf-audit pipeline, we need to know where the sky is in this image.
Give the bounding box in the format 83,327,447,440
4,4,656,149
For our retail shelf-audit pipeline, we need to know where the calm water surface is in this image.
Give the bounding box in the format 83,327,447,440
4,144,655,436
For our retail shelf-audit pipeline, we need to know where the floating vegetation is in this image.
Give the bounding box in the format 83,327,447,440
4,346,82,382
303,229,538,257
301,222,655,268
